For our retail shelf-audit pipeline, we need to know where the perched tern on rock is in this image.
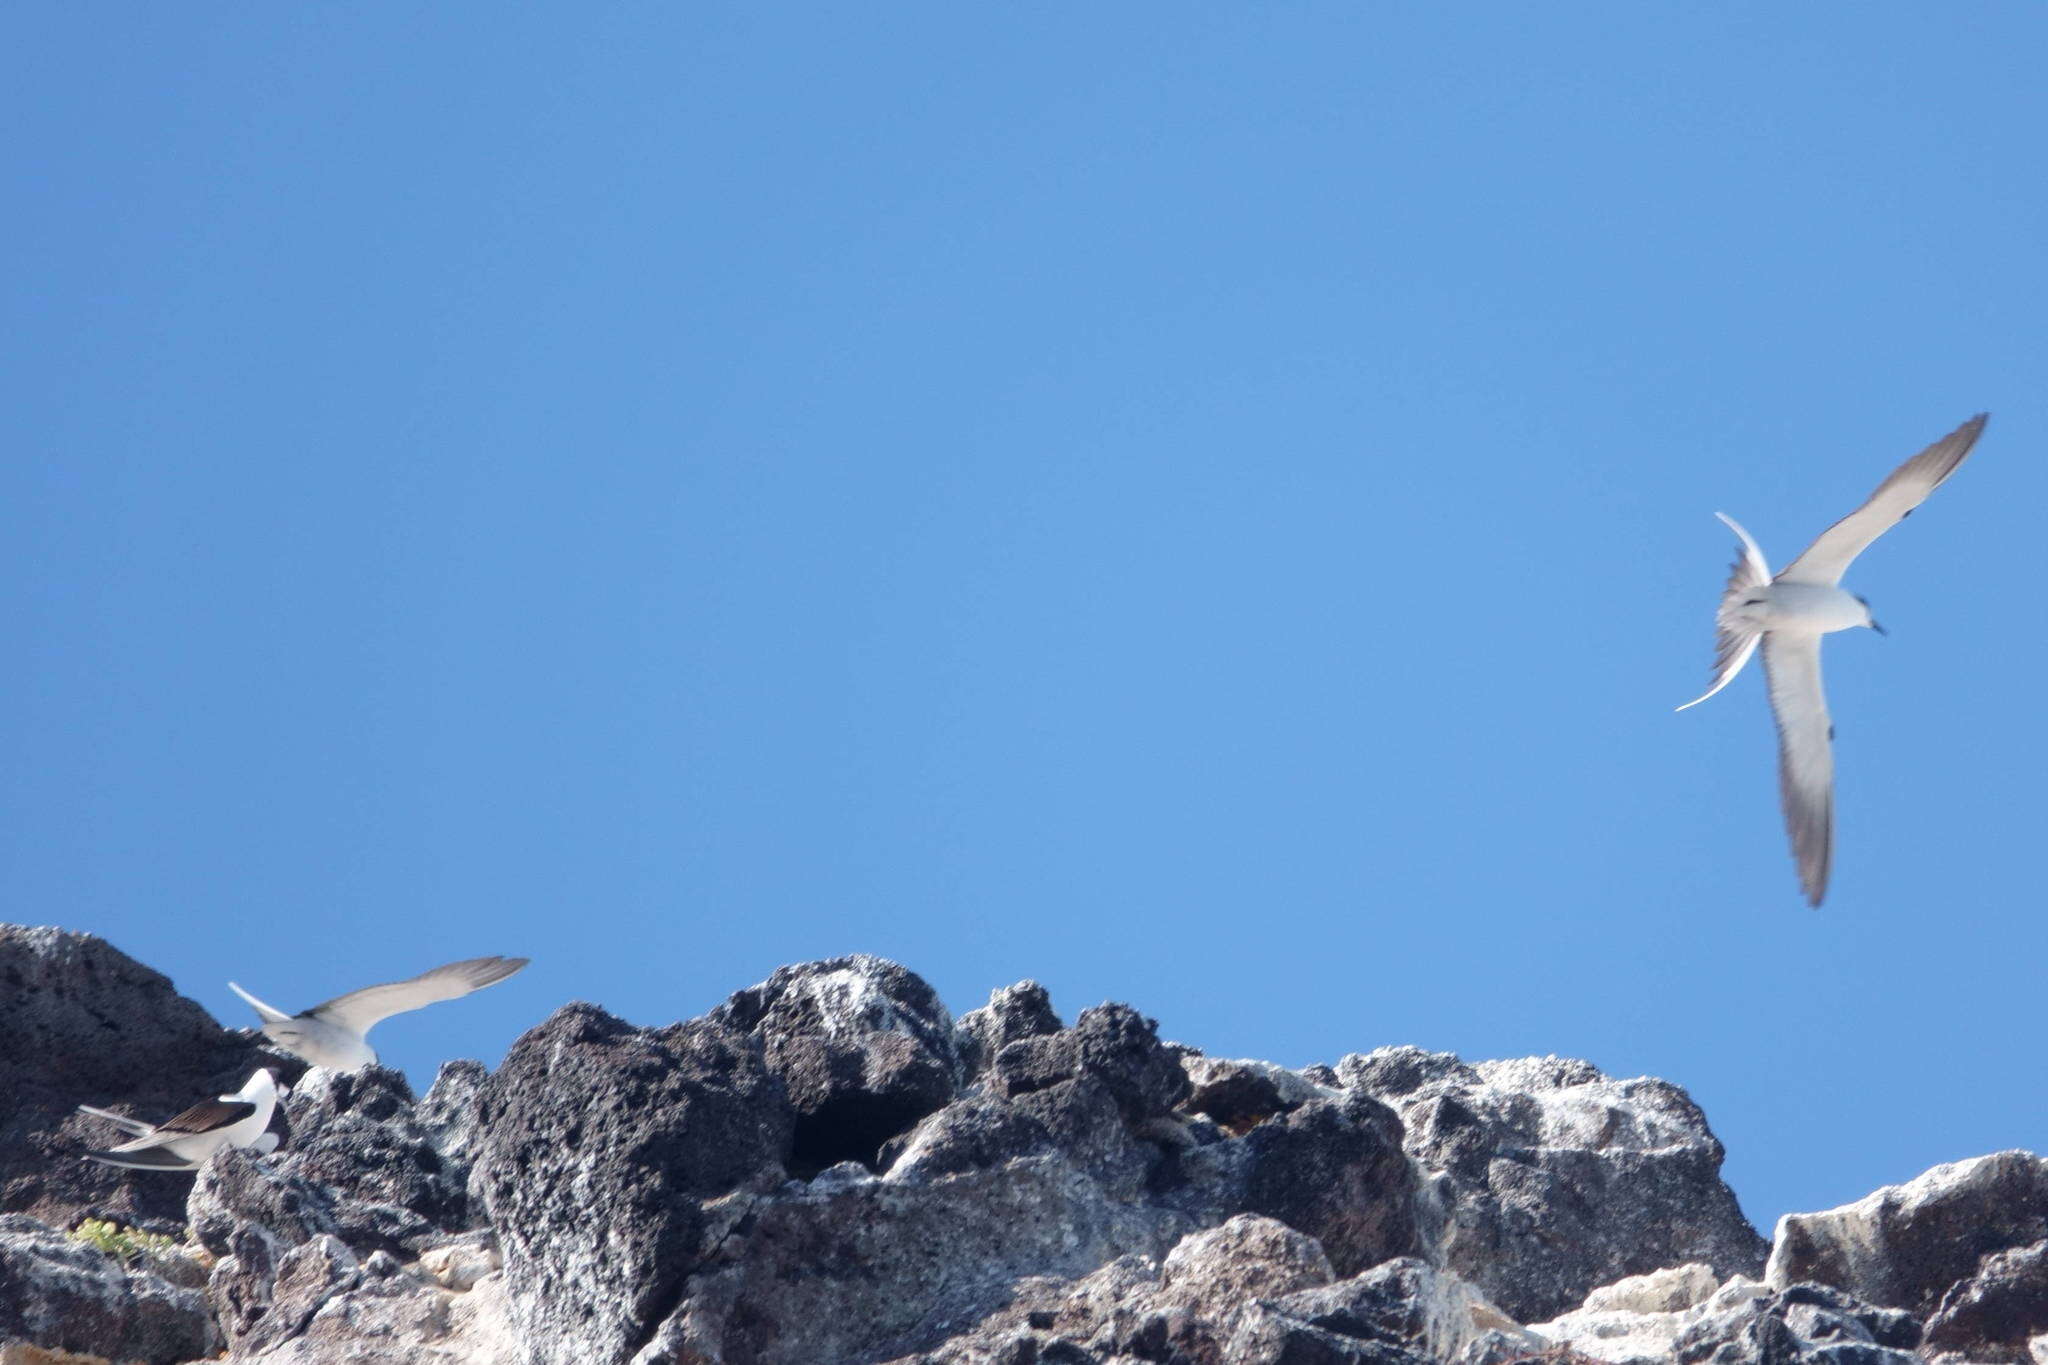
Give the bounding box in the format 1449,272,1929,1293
229,955,530,1072
1677,413,1988,907
80,1069,281,1171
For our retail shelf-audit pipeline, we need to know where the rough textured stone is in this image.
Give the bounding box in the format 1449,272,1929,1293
0,925,296,1232
468,1001,794,1365
188,1145,341,1267
266,1066,468,1253
1923,1237,2048,1363
1670,1281,1920,1365
886,1078,1154,1199
1253,1257,1539,1365
1182,1056,1329,1135
1159,1214,1337,1313
224,1242,518,1365
992,1003,1190,1126
665,1158,1188,1365
957,981,1062,1081
1236,1091,1420,1276
1767,1149,2048,1320
1533,1266,1759,1363
1342,1046,1766,1321
413,1059,490,1168
1536,1271,1922,1365
0,1212,218,1365
418,1230,500,1292
712,955,963,1177
903,1221,1530,1365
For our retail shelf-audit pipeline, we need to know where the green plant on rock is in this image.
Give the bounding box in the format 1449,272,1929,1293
70,1217,181,1266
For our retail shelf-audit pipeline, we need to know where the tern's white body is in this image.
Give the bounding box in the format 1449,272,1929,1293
1738,582,1872,636
1677,413,1988,907
80,1069,281,1171
249,1010,379,1073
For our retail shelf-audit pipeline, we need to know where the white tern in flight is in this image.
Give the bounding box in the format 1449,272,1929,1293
229,955,529,1072
1677,413,1988,906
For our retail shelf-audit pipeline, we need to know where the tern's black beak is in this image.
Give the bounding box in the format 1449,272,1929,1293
1869,620,1888,636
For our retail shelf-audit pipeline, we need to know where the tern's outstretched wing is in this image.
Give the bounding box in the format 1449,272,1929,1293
310,956,530,1036
1676,512,1771,712
1776,414,1988,586
1762,633,1834,907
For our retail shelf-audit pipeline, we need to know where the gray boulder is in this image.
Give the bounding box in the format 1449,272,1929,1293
0,1211,218,1365
0,924,295,1231
467,1001,794,1365
1232,1090,1421,1276
1181,1054,1329,1134
886,1077,1157,1199
957,980,1063,1081
1534,1266,1925,1365
990,1003,1189,1126
1342,1046,1767,1320
1670,1280,1920,1364
216,1232,522,1365
905,1217,1530,1365
663,1157,1190,1364
1923,1236,2048,1363
1767,1149,2048,1320
414,1058,490,1166
712,953,964,1177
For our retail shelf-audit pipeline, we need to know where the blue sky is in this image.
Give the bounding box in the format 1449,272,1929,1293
5,6,2042,1237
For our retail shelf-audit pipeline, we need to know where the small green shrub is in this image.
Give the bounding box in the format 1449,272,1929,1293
70,1217,180,1265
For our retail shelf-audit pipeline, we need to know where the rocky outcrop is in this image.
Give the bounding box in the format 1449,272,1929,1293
467,1001,794,1365
913,1216,1540,1365
1531,1262,1923,1364
189,1063,489,1358
711,954,964,1178
2,925,2043,1365
0,925,298,1232
1340,1047,1768,1323
1766,1150,2048,1363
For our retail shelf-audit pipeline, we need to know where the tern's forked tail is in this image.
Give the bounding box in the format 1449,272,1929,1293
1676,512,1771,712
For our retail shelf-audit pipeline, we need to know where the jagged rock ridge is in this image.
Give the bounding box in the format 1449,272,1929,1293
1,924,2043,1365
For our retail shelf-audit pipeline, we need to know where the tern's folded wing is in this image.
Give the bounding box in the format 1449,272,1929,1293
104,1100,256,1153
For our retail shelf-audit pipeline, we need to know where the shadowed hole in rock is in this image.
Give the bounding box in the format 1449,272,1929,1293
788,1092,938,1179
1183,1073,1290,1135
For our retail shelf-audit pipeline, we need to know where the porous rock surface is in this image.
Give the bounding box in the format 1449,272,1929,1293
1766,1150,2048,1363
2,925,2044,1365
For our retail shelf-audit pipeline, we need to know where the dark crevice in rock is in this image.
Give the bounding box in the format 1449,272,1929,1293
789,1091,934,1179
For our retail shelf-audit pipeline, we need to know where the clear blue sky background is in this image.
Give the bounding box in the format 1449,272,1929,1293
5,6,2042,1239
